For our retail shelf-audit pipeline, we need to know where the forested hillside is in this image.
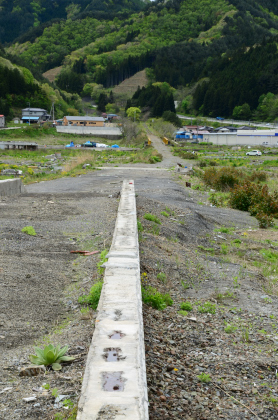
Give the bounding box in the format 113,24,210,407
0,0,144,44
4,0,278,121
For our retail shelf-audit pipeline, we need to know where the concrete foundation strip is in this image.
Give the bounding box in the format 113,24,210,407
77,179,149,420
0,179,26,197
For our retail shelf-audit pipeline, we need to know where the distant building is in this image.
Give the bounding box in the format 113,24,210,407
21,108,50,123
63,116,105,127
0,141,38,150
0,115,5,128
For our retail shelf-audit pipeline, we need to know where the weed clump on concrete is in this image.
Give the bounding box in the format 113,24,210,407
21,226,37,236
78,281,103,310
142,286,173,310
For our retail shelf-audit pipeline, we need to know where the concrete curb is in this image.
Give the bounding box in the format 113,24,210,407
77,180,149,420
0,179,26,197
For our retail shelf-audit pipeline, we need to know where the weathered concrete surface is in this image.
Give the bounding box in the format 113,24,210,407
56,125,122,139
77,180,148,420
0,178,25,197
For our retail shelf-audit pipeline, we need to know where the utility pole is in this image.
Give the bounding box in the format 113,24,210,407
27,102,30,125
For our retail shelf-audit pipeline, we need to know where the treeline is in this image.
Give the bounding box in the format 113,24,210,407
0,64,49,117
127,83,176,118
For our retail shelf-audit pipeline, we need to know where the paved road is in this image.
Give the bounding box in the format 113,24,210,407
177,114,277,129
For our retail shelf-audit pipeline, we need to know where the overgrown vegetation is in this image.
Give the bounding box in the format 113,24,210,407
21,226,37,236
141,286,173,310
78,281,103,310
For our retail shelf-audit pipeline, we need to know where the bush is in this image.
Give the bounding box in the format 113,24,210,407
78,281,103,310
179,151,198,159
142,286,173,310
203,167,243,191
198,302,216,314
229,182,278,227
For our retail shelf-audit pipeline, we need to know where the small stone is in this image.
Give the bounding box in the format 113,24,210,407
23,396,36,403
19,366,46,377
160,395,167,402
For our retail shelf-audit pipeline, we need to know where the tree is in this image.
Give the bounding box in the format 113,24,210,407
126,107,141,121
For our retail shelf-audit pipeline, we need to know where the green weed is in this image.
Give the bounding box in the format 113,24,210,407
78,281,103,310
144,213,161,224
224,324,237,334
178,310,188,316
157,272,167,282
198,302,216,314
180,302,193,311
141,286,173,310
161,211,169,217
21,226,37,236
29,344,75,371
197,373,211,383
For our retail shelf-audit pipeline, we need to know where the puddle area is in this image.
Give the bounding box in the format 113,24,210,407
109,331,125,339
102,372,125,392
103,348,120,362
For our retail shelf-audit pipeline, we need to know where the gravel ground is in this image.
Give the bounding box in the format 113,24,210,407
0,145,277,419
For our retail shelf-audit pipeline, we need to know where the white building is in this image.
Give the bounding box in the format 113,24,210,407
0,115,5,128
203,130,278,146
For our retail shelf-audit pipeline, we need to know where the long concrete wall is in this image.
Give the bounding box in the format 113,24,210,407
203,130,278,146
0,179,25,197
77,180,149,420
56,126,122,139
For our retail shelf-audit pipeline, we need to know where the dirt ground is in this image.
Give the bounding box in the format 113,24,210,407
0,162,278,419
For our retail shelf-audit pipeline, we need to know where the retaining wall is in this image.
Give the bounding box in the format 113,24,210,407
56,126,122,139
0,179,25,197
77,180,148,420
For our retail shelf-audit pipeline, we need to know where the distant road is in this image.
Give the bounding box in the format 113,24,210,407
177,115,277,129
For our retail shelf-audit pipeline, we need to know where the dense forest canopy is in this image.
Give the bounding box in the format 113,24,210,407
3,0,278,120
0,0,145,44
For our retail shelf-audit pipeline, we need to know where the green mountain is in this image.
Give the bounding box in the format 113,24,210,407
0,0,145,45
4,0,278,121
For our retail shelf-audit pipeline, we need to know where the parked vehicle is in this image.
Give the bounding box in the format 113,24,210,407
216,117,224,121
82,141,96,147
246,150,262,156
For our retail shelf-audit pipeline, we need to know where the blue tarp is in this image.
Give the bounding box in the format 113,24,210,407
65,141,75,148
22,116,39,120
111,144,119,148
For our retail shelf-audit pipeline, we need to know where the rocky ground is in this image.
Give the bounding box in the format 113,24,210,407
0,153,277,419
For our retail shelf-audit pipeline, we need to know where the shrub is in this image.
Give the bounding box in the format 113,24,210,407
203,167,243,191
179,152,198,159
144,213,161,224
142,286,173,310
161,211,169,217
180,301,193,311
178,310,188,316
21,226,37,236
78,281,103,310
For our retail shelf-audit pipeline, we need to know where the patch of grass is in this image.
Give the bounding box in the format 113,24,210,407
161,211,169,217
214,227,234,234
78,281,103,310
178,310,188,316
198,245,215,254
21,226,37,236
224,324,237,334
241,327,250,342
141,286,173,310
97,249,108,276
198,302,216,314
180,301,193,311
197,372,211,383
137,219,143,232
157,272,167,282
144,213,161,224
